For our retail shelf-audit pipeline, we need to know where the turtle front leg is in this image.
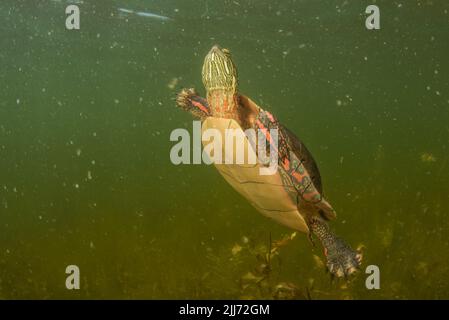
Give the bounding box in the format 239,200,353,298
176,88,210,119
309,217,362,278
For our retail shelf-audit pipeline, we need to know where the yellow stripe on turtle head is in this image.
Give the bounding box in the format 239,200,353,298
202,45,238,93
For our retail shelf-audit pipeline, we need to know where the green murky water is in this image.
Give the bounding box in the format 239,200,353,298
1,0,448,299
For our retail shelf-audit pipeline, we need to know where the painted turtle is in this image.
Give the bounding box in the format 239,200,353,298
175,45,362,277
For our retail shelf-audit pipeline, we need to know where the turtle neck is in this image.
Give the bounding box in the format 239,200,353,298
206,90,240,121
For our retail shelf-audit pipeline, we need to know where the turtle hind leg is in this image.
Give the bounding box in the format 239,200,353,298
309,217,362,278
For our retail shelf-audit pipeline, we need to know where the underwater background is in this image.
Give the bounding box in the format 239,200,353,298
0,0,448,299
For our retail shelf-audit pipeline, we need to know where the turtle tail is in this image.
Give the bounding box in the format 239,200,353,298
316,198,337,220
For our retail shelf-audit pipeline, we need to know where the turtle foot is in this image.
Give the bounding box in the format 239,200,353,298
176,88,197,109
325,238,362,278
175,88,210,119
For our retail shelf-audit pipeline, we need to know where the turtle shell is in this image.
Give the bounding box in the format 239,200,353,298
240,95,337,222
202,116,310,233
200,96,337,234
177,88,337,233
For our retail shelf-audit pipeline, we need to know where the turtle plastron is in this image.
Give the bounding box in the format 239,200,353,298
201,116,310,233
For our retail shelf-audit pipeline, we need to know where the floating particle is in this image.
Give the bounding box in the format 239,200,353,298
416,261,429,276
420,153,436,163
380,228,393,247
167,77,179,90
231,244,242,255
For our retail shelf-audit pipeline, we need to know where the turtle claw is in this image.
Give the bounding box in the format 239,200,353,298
176,88,195,109
325,238,362,278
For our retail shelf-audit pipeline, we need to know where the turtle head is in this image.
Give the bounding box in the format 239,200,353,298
202,45,238,94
